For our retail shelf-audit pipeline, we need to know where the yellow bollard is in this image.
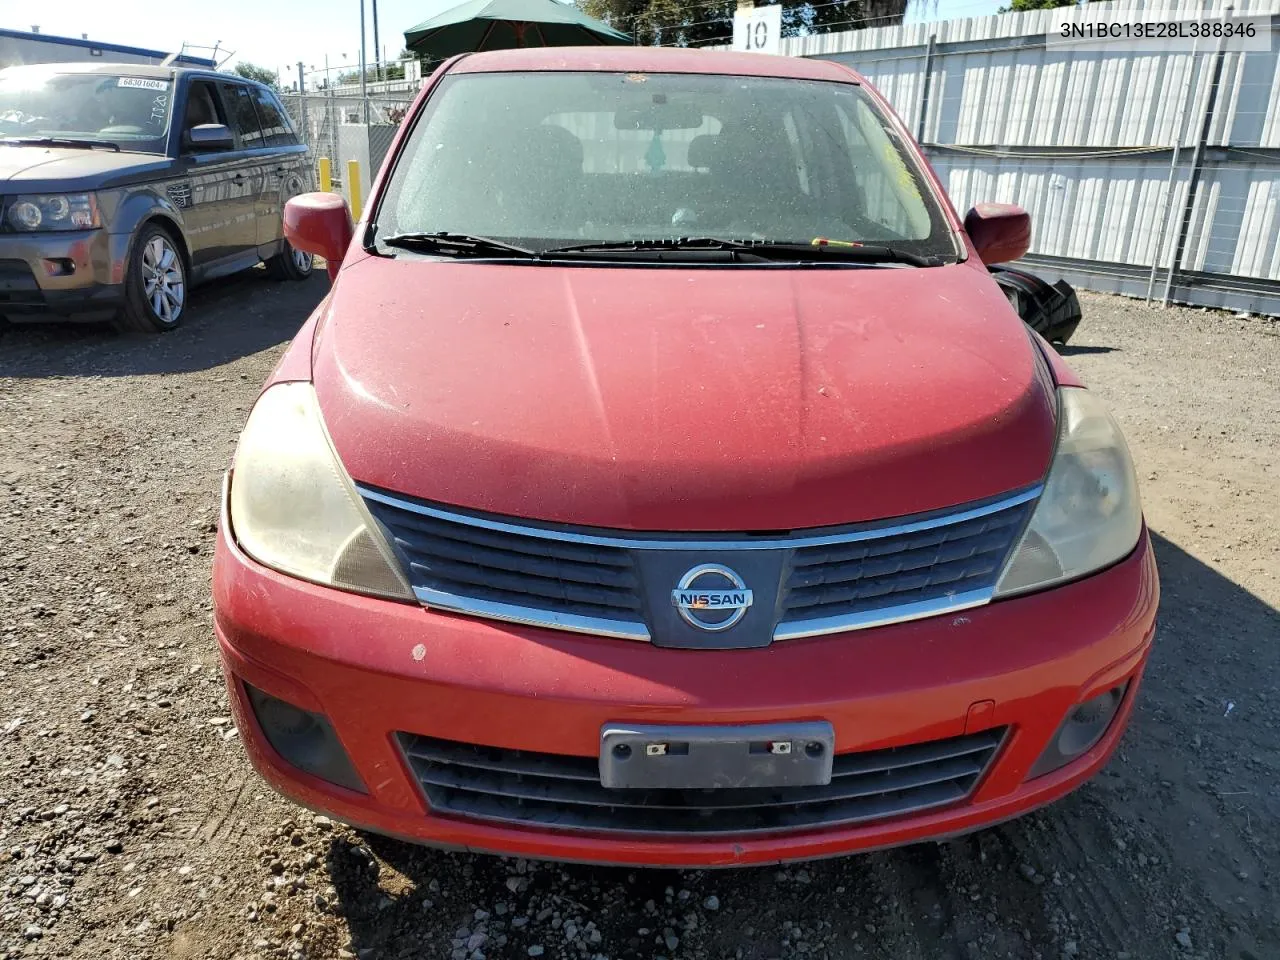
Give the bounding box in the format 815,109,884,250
317,157,332,194
347,160,362,221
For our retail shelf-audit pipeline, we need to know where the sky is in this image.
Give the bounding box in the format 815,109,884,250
5,0,1002,84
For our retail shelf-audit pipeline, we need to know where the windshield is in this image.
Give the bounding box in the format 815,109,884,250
377,70,957,260
0,68,174,153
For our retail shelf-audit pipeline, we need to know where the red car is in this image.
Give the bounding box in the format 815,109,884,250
212,47,1158,866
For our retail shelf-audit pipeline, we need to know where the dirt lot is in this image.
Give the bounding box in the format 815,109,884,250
1,274,1277,960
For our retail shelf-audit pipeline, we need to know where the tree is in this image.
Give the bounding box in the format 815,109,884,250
580,0,910,47
1001,0,1081,10
233,62,279,88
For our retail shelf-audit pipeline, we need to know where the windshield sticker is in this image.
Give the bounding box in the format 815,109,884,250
117,77,169,91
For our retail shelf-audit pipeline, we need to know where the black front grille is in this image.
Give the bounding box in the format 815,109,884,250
365,493,644,623
361,484,1037,643
780,501,1032,625
397,728,1006,836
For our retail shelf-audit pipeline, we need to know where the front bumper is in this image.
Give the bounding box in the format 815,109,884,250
213,503,1158,867
0,230,129,321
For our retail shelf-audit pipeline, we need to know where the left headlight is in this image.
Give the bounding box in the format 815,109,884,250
994,387,1143,598
228,382,415,601
5,193,101,231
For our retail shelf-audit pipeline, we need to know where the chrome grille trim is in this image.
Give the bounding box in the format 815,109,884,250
773,587,993,641
414,586,651,641
361,485,1042,552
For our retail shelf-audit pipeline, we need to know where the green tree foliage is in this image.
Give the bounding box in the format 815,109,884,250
232,62,280,88
580,0,910,47
1001,0,1081,11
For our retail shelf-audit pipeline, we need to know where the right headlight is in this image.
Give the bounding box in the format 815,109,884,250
228,381,414,601
994,387,1143,598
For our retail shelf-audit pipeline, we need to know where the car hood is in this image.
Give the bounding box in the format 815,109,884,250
314,255,1057,530
0,146,168,189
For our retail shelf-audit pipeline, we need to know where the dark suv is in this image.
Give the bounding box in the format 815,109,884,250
0,62,314,332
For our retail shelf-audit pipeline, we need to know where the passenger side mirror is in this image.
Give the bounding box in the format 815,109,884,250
284,193,354,282
963,203,1031,265
184,123,234,152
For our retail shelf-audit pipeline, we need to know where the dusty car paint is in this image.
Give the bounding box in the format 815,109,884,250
215,47,1158,867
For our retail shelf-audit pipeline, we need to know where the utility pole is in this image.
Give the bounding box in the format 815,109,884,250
372,0,383,82
359,0,369,122
297,61,305,95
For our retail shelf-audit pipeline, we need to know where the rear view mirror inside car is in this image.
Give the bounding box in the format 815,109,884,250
613,100,704,131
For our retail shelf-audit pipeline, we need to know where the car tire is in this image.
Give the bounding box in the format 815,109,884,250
114,223,187,334
267,239,315,281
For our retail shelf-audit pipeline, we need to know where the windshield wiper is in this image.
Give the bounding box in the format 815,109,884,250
738,241,941,267
542,237,941,266
377,230,536,258
546,237,748,254
0,136,120,152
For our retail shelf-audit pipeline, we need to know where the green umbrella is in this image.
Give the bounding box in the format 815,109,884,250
405,0,631,59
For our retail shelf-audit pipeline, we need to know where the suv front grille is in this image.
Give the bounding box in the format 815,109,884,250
397,728,1007,836
360,485,1037,644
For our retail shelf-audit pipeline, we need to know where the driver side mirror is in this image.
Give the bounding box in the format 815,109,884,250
964,203,1031,265
284,193,354,282
183,123,234,152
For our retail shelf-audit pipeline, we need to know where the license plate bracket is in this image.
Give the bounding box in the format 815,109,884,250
599,722,835,790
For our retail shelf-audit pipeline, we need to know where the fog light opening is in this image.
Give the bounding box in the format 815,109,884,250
244,683,366,793
41,258,76,277
1029,682,1129,779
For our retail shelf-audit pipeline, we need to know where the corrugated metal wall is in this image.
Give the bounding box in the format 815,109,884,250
771,0,1280,313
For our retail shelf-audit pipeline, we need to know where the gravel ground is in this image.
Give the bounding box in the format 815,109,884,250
1,275,1277,960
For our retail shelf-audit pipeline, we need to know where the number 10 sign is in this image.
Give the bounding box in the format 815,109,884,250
733,4,782,55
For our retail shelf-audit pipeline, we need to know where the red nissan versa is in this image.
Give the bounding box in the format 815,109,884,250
211,47,1158,866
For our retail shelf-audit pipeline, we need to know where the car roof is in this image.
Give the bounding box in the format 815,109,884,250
0,61,260,84
451,47,863,83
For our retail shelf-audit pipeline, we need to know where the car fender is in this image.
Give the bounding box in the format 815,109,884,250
106,188,190,285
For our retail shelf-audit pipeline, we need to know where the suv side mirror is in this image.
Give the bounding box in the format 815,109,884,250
284,193,354,281
964,203,1031,265
184,123,234,152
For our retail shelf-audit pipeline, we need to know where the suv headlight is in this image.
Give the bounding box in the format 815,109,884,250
994,387,1143,598
228,382,414,601
5,193,101,231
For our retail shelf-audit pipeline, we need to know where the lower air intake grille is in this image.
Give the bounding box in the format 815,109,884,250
397,728,1006,835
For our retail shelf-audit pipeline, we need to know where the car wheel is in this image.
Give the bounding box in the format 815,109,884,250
267,239,315,281
115,224,187,333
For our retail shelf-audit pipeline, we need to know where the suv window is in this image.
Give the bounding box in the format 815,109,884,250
181,79,227,150
251,87,296,147
0,68,174,154
223,83,265,149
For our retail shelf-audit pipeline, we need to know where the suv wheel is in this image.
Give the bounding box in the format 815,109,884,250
267,239,315,281
115,224,186,333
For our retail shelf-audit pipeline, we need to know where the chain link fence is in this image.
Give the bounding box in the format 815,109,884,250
286,93,417,204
